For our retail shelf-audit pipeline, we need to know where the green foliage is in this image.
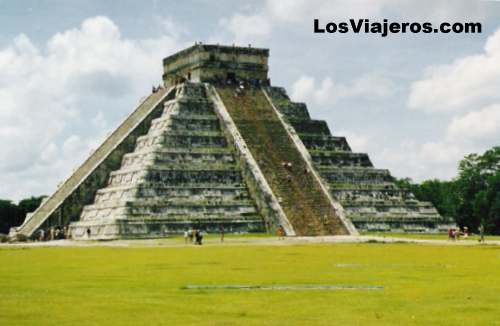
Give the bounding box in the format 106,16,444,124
456,146,500,233
400,146,500,234
0,200,23,234
0,196,46,234
395,178,457,219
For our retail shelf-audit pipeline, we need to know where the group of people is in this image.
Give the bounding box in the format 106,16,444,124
183,228,205,245
183,226,226,245
448,226,469,240
448,225,486,242
36,225,71,241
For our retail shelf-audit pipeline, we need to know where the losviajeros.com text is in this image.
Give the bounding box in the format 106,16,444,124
314,19,482,37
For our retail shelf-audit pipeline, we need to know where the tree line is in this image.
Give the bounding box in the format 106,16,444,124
0,196,46,234
397,146,500,234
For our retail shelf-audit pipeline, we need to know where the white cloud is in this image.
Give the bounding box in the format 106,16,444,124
0,16,186,201
290,74,394,106
218,13,272,44
336,130,369,152
447,105,500,140
409,28,500,112
399,27,500,181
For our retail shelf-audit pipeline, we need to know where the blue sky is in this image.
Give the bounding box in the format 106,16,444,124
1,0,500,201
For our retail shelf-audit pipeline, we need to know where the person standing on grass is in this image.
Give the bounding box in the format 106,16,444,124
219,225,225,243
277,225,285,240
184,229,189,244
195,230,203,245
479,224,485,243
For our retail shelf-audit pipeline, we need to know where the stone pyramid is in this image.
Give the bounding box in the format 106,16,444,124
11,44,449,240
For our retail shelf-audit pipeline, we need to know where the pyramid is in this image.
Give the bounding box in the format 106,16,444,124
11,44,450,240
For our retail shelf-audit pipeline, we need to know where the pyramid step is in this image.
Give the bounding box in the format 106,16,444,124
300,135,351,151
110,164,241,179
135,132,227,150
332,189,413,202
129,204,257,217
311,151,373,167
318,167,393,184
96,184,248,196
174,99,216,116
328,183,399,191
288,119,331,136
149,116,221,134
124,213,263,222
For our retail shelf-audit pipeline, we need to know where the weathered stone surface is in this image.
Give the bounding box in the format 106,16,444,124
70,83,264,239
214,86,354,236
265,86,451,232
162,44,269,88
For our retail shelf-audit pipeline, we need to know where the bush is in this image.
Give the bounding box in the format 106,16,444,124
0,234,9,243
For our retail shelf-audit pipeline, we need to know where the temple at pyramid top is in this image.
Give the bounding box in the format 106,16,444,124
162,43,270,87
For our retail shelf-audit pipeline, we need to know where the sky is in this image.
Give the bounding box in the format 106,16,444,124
0,0,499,201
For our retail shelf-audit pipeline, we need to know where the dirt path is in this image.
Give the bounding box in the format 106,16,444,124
2,235,498,248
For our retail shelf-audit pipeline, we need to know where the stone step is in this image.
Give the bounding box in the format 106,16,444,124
174,98,216,116
318,167,393,184
331,189,414,202
299,134,351,151
107,168,244,187
349,212,443,221
143,169,244,186
311,151,373,167
275,102,310,120
94,185,251,204
288,119,331,136
122,213,263,224
342,200,437,209
328,183,399,191
129,204,257,217
345,204,440,215
110,163,241,178
135,132,227,151
148,114,220,134
121,148,236,168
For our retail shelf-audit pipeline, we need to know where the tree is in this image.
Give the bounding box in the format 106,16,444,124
0,196,46,234
0,200,23,234
473,174,500,234
397,146,499,234
456,146,500,232
396,178,458,219
18,196,46,215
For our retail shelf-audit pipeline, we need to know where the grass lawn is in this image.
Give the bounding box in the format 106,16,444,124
1,241,500,325
363,232,500,242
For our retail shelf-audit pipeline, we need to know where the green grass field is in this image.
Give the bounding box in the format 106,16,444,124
362,232,500,241
1,241,500,325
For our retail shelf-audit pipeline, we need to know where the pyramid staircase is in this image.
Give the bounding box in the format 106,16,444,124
10,87,173,239
70,83,264,239
214,86,354,236
264,86,449,232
